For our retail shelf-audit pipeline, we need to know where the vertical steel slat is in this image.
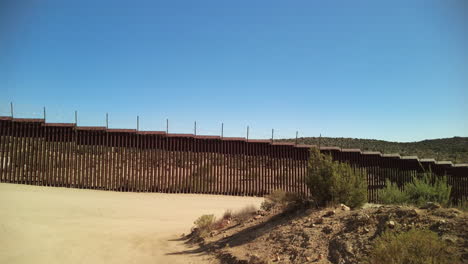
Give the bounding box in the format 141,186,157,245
226,140,231,195
188,136,193,193
220,138,225,194
72,127,76,188
218,139,222,194
192,137,197,193
18,122,25,184
81,129,85,188
137,133,141,192
183,137,188,193
24,122,31,184
22,122,29,184
155,135,161,192
2,120,11,183
131,132,135,192
15,121,23,183
232,141,237,195
62,127,68,187
9,120,17,183
166,136,171,193
55,127,61,187
169,136,174,193
239,140,244,195
50,126,55,187
125,132,130,191
65,128,73,188
146,135,150,192
154,135,158,192
96,131,101,189
91,131,99,189
132,133,137,192
125,132,130,192
38,123,44,186
30,123,37,185
58,127,63,187
176,137,181,193
88,131,93,189
293,147,298,195
246,141,251,195
0,120,6,182
108,131,113,190
210,140,215,194
161,135,166,192
213,140,218,194
83,130,89,189
116,132,121,191
46,125,52,187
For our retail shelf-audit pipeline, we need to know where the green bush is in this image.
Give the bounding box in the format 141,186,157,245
193,214,216,237
367,229,459,264
305,148,367,208
379,179,410,205
379,171,451,206
405,172,451,206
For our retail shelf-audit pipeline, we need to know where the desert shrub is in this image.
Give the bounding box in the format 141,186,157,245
223,209,233,220
405,172,451,206
234,205,257,222
379,179,410,205
366,229,459,264
261,189,304,211
193,214,216,237
379,172,451,206
306,148,367,208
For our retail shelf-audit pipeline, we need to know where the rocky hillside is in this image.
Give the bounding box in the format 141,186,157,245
185,204,468,263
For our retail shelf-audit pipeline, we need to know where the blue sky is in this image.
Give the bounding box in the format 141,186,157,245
1,0,467,142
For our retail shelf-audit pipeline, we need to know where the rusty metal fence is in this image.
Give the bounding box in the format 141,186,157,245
1,117,467,203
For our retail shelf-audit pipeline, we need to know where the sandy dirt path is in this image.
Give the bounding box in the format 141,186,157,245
0,183,264,264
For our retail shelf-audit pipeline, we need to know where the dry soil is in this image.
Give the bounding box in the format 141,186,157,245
0,183,263,264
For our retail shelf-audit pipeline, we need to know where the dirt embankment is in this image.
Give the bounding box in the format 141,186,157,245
184,204,468,264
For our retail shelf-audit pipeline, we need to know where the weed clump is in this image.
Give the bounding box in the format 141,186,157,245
261,189,304,211
193,214,216,237
366,229,459,264
305,148,367,209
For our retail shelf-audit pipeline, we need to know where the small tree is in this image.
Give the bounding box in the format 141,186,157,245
306,148,367,208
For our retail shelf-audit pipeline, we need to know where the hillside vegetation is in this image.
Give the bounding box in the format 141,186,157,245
278,136,468,164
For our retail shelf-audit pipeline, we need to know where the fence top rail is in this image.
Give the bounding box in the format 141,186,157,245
107,128,137,133
137,131,166,135
342,148,362,152
43,123,75,127
13,118,45,123
435,161,453,165
75,126,107,131
401,156,419,160
1,115,467,169
382,153,401,158
362,151,382,156
420,158,436,163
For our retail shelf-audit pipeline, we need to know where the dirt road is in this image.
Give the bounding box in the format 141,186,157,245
0,183,263,264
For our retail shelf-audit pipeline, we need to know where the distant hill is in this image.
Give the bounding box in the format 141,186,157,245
277,137,468,164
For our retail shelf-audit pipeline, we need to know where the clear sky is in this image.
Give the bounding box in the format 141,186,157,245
1,0,467,142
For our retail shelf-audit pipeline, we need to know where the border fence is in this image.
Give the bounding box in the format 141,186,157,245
1,116,467,203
